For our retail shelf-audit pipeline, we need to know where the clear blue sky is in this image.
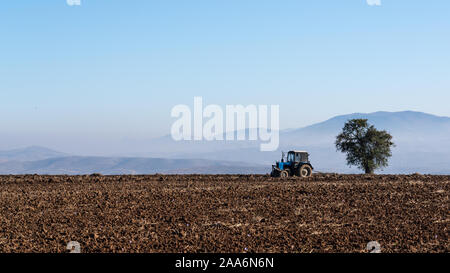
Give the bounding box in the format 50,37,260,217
0,0,449,153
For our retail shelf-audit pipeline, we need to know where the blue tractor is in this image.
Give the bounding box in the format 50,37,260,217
271,150,314,178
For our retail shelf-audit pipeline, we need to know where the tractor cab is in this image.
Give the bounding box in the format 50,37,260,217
271,150,313,178
287,151,309,163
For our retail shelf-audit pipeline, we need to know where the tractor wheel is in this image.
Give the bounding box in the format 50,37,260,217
298,165,312,178
280,170,289,178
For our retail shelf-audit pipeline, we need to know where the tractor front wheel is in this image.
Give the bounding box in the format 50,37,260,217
280,170,289,178
298,165,312,178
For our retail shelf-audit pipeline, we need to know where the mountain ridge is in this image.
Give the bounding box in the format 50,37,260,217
0,146,67,162
1,111,449,174
0,156,267,175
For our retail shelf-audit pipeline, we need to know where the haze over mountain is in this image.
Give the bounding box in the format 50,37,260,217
1,111,449,174
0,156,266,175
0,146,67,162
141,111,450,174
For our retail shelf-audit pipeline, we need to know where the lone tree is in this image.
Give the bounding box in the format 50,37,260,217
335,119,394,174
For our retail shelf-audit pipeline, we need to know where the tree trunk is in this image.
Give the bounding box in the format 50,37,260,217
364,165,374,174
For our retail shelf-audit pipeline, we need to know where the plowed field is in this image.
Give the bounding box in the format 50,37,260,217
0,174,448,253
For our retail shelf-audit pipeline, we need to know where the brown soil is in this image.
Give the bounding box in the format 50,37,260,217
0,174,448,253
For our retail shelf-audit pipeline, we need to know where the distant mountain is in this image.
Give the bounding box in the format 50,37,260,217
0,146,67,162
284,111,450,145
1,111,449,174
279,111,450,174
145,111,450,174
0,156,267,175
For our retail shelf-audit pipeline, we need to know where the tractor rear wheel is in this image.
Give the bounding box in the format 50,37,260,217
298,165,312,178
280,170,289,178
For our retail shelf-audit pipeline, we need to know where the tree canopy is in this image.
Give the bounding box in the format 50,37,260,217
335,119,394,174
